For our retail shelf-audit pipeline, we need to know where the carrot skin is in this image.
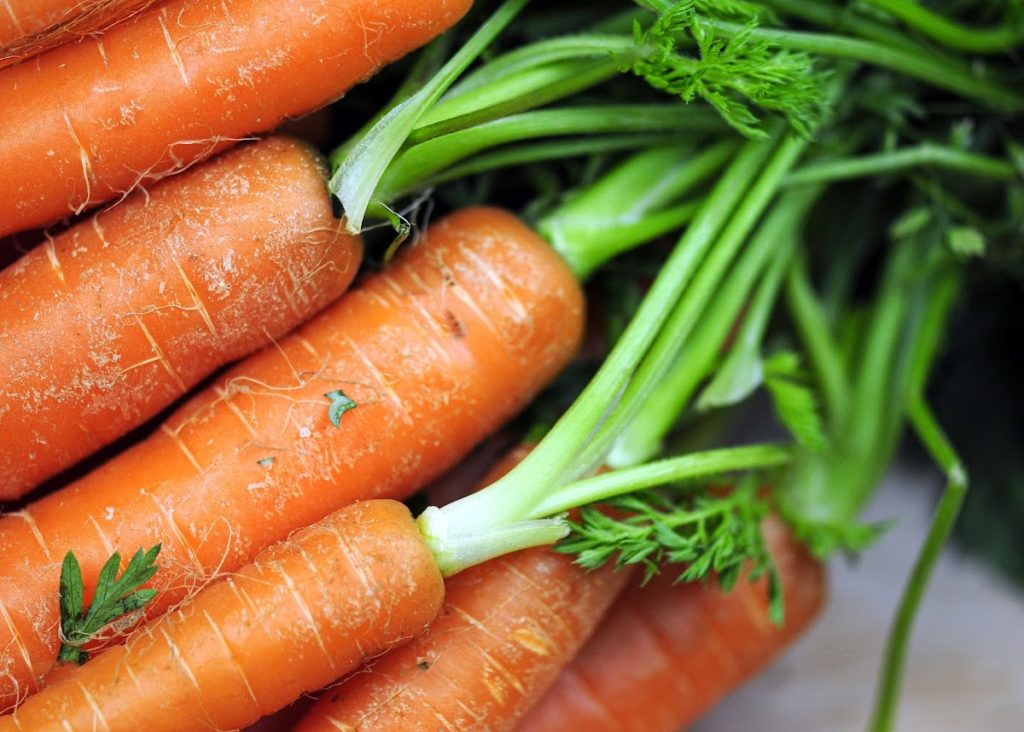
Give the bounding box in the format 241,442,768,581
0,0,157,69
516,518,827,732
294,448,632,732
0,500,446,731
0,207,585,710
0,0,473,237
0,135,361,500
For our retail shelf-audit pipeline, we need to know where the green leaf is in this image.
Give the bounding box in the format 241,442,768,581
763,351,830,454
57,545,161,665
324,390,358,428
946,227,986,258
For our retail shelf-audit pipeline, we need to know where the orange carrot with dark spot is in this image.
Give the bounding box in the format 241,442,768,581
0,0,473,237
516,517,827,732
0,135,360,500
294,447,632,732
0,206,584,710
0,500,446,732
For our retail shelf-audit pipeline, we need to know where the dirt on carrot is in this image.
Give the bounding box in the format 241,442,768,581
0,135,360,500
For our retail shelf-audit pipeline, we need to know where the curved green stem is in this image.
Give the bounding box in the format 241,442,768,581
785,145,1018,187
706,20,1024,111
869,398,967,732
864,0,1024,55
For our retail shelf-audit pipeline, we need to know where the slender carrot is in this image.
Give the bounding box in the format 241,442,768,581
0,135,361,500
0,0,156,69
515,517,827,732
0,206,584,709
0,500,446,732
0,0,473,237
293,447,632,732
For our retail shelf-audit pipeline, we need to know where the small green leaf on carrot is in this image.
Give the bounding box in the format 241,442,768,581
257,457,276,469
325,390,358,428
58,545,161,665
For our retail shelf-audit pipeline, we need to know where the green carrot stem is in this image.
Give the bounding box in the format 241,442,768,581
408,58,623,145
420,444,791,576
869,398,967,732
376,105,726,203
528,444,792,519
704,20,1024,111
784,249,850,429
785,145,1018,187
539,140,737,277
863,0,1024,54
761,0,957,52
421,133,692,188
330,0,528,231
609,185,820,466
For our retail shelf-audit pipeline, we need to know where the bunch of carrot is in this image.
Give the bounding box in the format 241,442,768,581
2,0,1022,730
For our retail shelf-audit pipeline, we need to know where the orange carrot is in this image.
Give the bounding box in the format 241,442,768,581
0,0,473,237
0,135,360,500
516,517,827,732
0,500,446,732
0,0,157,69
293,447,632,732
0,206,584,710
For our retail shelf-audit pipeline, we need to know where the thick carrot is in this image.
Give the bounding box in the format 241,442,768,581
0,0,472,237
293,447,632,732
0,500,446,732
0,0,156,69
515,518,827,732
0,135,360,500
0,206,584,709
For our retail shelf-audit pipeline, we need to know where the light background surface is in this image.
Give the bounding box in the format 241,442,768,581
694,461,1024,731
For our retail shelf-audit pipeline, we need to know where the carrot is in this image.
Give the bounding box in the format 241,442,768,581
293,447,632,732
0,135,360,501
0,500,446,732
0,0,472,237
0,206,584,710
0,0,156,69
515,517,827,732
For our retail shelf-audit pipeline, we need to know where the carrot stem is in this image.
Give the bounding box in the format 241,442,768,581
869,397,967,732
785,145,1019,187
330,0,529,231
421,444,792,576
610,184,821,465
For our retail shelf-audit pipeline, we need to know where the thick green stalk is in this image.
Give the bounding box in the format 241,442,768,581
420,444,792,576
595,133,813,470
609,185,820,466
377,105,726,208
539,140,738,277
421,133,691,188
